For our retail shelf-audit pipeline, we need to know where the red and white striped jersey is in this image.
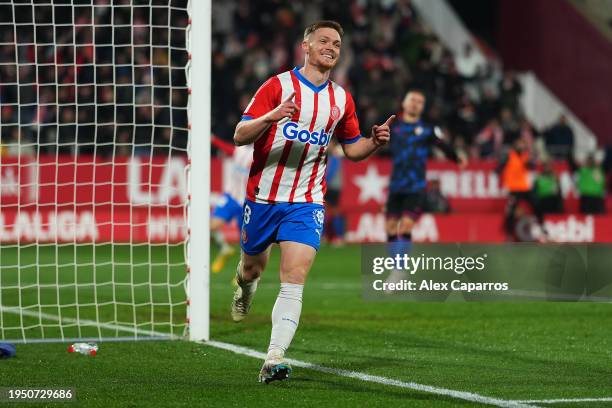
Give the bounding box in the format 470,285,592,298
241,67,361,204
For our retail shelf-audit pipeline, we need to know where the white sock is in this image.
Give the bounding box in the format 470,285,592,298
267,283,303,358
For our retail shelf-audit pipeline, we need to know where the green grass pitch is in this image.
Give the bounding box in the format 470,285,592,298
1,243,611,407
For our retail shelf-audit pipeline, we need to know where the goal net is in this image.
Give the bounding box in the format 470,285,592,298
0,0,208,343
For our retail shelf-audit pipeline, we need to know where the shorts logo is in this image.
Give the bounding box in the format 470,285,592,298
312,209,324,228
241,228,248,243
330,105,341,121
282,121,330,146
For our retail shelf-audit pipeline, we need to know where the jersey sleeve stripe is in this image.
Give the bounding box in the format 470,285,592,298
343,91,361,140
328,84,345,137
340,134,361,144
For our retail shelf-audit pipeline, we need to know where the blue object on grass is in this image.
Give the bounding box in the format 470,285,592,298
0,342,16,358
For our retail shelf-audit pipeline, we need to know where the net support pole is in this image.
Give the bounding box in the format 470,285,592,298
187,0,211,341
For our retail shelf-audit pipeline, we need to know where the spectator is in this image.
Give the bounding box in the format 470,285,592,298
518,117,536,157
439,62,465,105
455,43,482,100
451,98,479,145
455,43,481,80
499,107,520,146
57,107,77,155
411,59,437,98
452,135,472,161
477,87,501,126
497,138,545,239
1,128,36,157
570,153,606,214
545,114,575,159
533,161,563,214
498,71,522,113
475,118,504,158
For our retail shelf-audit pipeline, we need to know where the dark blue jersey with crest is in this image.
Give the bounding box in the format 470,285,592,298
389,119,458,193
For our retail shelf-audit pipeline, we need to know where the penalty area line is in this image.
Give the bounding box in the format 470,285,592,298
204,340,538,408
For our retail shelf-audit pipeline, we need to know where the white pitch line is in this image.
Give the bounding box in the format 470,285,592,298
515,398,612,404
3,308,605,407
205,340,538,408
0,305,179,342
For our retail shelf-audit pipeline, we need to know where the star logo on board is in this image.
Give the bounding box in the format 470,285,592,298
353,164,389,204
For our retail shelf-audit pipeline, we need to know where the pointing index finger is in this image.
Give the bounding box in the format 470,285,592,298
382,114,396,127
283,91,296,104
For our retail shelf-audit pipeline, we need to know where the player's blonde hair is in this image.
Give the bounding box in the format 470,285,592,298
303,20,344,39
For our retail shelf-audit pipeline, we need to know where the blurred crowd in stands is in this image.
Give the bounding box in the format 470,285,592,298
0,1,189,157
210,0,610,223
211,0,584,163
0,0,609,218
0,0,600,164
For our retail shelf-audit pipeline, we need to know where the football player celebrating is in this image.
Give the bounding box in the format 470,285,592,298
232,20,394,383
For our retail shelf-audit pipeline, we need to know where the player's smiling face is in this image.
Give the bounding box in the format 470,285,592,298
304,27,341,70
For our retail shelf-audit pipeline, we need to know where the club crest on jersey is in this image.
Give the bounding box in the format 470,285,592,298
330,105,341,121
415,126,423,135
282,121,330,146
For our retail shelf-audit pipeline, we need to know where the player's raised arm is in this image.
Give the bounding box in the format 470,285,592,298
342,115,395,161
233,92,299,146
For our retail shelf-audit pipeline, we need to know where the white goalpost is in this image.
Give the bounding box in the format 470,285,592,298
0,0,210,343
186,0,210,342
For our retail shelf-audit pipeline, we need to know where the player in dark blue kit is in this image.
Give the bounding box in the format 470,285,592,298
385,89,466,279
